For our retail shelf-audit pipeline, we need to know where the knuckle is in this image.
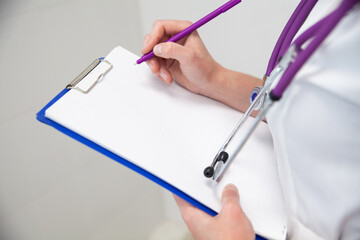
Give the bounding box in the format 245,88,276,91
163,43,173,55
153,20,163,28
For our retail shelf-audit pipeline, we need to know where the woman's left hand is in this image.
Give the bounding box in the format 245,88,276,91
174,184,255,240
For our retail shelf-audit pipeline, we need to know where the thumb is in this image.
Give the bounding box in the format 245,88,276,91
221,184,247,217
220,184,255,239
153,42,195,63
220,184,247,220
222,184,240,206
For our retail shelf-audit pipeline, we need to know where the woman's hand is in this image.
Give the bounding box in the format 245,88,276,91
174,184,255,240
142,20,222,96
142,19,264,112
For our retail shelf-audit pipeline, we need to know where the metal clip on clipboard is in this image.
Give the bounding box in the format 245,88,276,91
66,58,113,94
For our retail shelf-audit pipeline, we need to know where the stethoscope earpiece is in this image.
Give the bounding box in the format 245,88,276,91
218,151,229,163
204,166,214,178
203,151,229,178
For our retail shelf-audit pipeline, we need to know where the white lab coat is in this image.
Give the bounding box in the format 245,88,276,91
266,1,360,239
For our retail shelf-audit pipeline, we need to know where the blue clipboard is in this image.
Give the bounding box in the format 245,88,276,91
36,57,267,240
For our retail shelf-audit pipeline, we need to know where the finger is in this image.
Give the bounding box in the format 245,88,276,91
220,185,255,238
173,194,212,228
174,194,203,220
142,35,170,55
222,184,240,207
157,60,173,84
142,20,193,53
173,194,192,210
146,58,160,74
142,34,151,54
153,42,195,63
220,184,248,221
146,57,173,84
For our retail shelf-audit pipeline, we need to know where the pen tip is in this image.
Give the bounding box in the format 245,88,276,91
134,62,138,65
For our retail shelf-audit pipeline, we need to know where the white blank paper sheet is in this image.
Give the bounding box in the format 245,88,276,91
45,46,287,240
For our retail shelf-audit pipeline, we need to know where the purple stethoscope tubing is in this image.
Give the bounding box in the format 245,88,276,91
270,0,359,100
208,0,359,181
266,0,318,76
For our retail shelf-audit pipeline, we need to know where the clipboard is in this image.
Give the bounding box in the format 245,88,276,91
37,46,286,240
36,61,216,215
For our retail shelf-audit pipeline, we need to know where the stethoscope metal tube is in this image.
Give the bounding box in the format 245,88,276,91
204,0,359,182
203,45,297,181
213,96,275,182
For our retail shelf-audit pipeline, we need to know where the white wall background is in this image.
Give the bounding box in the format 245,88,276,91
0,0,296,239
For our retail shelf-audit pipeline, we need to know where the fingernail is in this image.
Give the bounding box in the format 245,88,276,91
225,184,238,193
154,44,162,55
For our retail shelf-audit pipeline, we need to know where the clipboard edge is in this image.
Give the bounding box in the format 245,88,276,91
36,88,219,216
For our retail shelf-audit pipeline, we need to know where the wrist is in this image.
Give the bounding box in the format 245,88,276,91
198,62,227,99
199,65,264,112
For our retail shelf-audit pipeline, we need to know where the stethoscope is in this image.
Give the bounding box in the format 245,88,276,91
204,0,359,182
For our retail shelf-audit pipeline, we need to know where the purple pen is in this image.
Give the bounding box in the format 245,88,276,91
136,0,242,65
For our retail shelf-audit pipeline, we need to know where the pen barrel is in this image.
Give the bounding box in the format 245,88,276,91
136,0,241,64
136,51,155,64
167,0,241,43
220,0,242,12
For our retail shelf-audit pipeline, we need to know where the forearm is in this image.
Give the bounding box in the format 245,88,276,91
200,63,264,113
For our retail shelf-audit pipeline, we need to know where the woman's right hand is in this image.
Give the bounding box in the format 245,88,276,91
142,20,264,113
142,20,222,96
